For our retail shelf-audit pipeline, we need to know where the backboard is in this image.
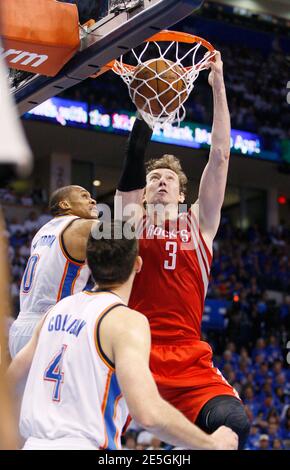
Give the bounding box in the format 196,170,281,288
7,0,204,115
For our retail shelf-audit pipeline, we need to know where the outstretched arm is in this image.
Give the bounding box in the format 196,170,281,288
198,51,231,247
115,115,153,217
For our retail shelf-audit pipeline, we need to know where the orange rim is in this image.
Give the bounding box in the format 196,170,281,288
108,30,215,74
145,30,215,51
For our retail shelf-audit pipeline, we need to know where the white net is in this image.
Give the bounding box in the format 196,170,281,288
112,38,216,129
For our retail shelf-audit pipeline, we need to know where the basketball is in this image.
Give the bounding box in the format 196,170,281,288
130,59,187,116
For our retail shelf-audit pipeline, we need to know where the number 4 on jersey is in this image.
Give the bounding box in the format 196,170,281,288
44,344,67,402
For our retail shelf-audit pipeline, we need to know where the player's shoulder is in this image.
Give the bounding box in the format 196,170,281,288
105,305,149,334
37,215,73,232
65,217,98,237
111,305,148,322
106,307,150,352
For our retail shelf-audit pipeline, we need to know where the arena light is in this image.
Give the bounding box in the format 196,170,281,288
278,195,287,205
93,180,101,187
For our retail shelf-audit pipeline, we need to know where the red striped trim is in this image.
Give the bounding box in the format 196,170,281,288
188,208,213,260
199,246,210,279
198,229,213,264
188,209,211,276
188,211,208,270
122,415,132,436
99,370,113,450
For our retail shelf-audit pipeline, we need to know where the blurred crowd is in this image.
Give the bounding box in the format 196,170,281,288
0,189,51,316
212,221,290,297
207,220,290,352
185,41,289,142
0,186,47,207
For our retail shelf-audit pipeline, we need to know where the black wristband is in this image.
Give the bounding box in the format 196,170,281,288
118,117,153,192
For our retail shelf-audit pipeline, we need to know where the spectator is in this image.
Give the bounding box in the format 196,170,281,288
20,194,33,206
136,431,155,450
123,432,137,450
245,425,261,450
1,188,17,204
24,211,40,233
242,384,260,418
272,438,284,450
19,241,31,259
268,423,282,443
8,218,25,235
147,437,163,450
255,362,272,388
281,415,290,441
37,207,53,228
252,338,267,362
257,434,271,450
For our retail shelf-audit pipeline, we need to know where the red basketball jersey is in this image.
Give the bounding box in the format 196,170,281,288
129,210,212,342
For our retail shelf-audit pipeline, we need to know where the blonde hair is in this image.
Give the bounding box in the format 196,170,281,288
146,154,188,196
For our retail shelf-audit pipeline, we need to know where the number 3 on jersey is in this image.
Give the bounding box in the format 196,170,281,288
164,241,177,270
44,345,67,402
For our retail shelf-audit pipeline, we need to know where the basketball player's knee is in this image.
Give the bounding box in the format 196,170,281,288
224,402,250,447
207,398,250,449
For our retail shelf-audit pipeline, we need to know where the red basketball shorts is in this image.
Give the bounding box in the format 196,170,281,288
150,339,240,423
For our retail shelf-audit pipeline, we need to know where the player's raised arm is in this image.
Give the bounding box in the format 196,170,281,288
197,51,231,246
105,306,238,450
115,114,153,213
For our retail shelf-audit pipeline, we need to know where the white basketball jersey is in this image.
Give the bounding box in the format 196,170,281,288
20,291,129,450
19,215,91,319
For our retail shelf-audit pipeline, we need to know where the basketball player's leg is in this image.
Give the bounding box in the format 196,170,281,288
196,395,250,450
151,343,249,449
8,319,38,358
158,385,250,450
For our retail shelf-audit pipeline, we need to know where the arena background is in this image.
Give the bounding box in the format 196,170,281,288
1,0,290,451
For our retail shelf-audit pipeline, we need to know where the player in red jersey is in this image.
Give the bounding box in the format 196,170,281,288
115,52,250,449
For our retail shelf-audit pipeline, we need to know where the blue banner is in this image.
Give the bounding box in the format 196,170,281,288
24,97,281,162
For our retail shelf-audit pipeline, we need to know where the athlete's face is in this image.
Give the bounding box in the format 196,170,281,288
66,187,97,219
145,169,185,206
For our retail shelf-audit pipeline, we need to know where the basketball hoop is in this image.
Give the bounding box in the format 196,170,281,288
109,30,216,129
